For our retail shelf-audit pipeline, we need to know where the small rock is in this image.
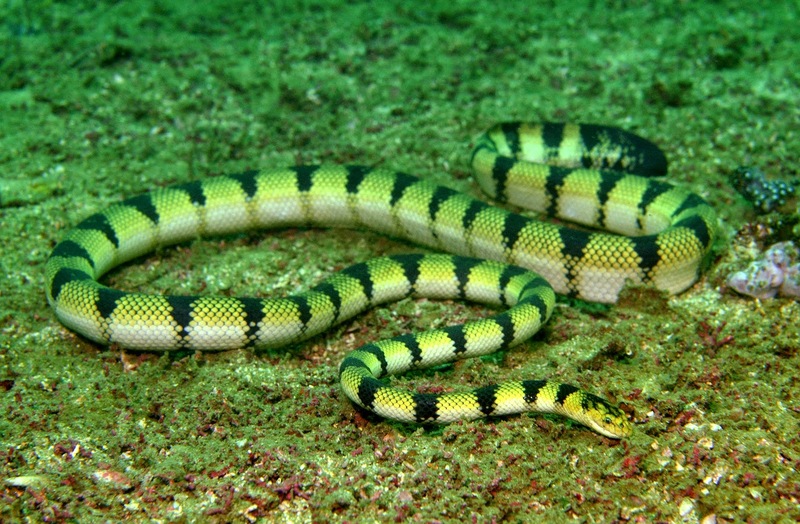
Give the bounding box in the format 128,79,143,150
93,469,134,491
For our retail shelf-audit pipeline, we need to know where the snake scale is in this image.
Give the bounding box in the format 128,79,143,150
45,122,717,439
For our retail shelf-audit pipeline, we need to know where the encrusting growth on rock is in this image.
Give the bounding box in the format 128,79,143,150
728,241,800,299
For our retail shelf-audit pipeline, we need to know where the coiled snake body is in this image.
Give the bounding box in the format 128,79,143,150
45,123,717,438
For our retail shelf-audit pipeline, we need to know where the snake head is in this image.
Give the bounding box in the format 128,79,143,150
580,394,633,439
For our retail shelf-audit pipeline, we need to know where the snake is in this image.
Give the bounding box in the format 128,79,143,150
45,122,717,439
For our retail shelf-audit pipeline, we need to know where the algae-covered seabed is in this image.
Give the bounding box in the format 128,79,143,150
1,1,798,522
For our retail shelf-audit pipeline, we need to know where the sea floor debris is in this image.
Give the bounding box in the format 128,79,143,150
727,241,800,299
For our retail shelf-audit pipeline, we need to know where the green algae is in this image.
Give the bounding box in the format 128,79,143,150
1,0,799,522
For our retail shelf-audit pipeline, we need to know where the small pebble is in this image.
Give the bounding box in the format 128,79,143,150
93,469,134,491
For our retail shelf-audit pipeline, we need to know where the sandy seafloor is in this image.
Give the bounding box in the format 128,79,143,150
1,1,798,522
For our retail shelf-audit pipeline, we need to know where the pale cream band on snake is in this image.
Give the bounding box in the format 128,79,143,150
45,122,717,438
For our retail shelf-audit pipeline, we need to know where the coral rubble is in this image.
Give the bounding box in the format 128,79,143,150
727,241,800,299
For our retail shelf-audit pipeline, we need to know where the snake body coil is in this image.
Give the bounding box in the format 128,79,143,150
45,123,717,438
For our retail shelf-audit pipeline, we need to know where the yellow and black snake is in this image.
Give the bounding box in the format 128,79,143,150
45,122,717,439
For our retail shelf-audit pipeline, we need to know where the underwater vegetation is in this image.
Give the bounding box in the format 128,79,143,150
0,166,62,207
